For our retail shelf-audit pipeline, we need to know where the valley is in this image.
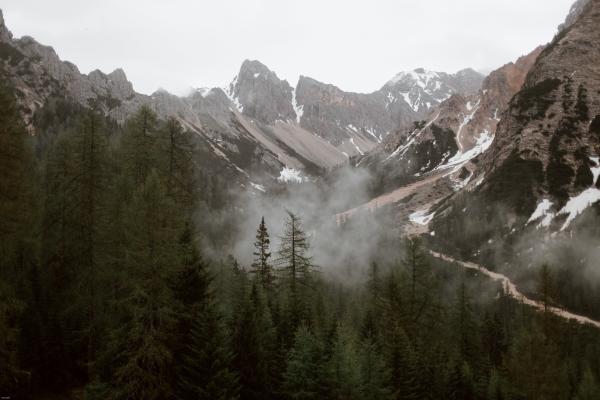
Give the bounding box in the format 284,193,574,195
1,0,600,399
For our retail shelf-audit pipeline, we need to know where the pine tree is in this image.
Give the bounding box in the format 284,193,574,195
251,217,274,289
231,282,279,400
538,263,555,338
0,280,23,393
401,237,434,333
452,280,476,364
178,303,239,400
157,117,197,208
108,171,181,399
326,324,362,400
0,81,35,393
575,367,600,400
120,105,158,187
70,110,111,381
358,337,393,400
276,211,314,292
486,369,504,400
386,324,418,400
283,326,325,400
0,81,35,245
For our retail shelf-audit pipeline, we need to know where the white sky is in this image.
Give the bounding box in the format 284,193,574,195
1,0,574,95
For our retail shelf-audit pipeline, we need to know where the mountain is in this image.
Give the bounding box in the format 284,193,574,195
0,10,483,184
381,67,483,114
558,0,591,32
427,0,600,261
352,46,543,211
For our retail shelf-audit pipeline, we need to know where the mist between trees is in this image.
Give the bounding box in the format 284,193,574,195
1,83,600,399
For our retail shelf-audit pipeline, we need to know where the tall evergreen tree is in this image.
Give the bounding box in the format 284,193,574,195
575,367,600,400
120,105,157,187
283,326,325,400
251,217,274,289
108,171,181,399
358,337,393,400
178,302,239,400
157,117,197,207
326,324,362,400
231,282,279,400
276,211,314,293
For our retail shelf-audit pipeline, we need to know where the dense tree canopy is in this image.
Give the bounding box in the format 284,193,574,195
0,82,599,400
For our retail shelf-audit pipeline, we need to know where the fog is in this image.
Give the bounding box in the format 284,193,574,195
230,166,402,282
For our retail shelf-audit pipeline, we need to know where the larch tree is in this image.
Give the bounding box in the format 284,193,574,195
276,211,314,295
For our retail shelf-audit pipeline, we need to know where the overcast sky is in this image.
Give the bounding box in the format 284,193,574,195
1,0,574,95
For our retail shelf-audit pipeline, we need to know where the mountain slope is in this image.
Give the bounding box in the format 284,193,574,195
353,47,542,207
428,0,600,261
0,10,483,184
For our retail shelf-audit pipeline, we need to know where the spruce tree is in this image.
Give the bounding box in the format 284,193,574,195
326,324,362,400
251,217,274,289
157,117,197,208
358,337,393,400
120,105,158,187
231,282,279,400
178,303,239,400
108,171,181,399
283,326,325,400
575,367,600,400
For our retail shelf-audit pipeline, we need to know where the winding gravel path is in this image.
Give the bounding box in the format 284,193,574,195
430,251,600,329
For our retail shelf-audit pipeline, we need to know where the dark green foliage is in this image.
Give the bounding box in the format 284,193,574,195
2,78,600,400
251,217,275,289
178,304,239,400
283,326,325,400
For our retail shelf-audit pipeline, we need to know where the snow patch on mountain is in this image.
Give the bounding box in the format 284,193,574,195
291,87,303,124
349,137,364,156
409,209,435,225
527,199,555,228
277,167,304,183
224,75,243,112
558,188,600,231
436,129,493,173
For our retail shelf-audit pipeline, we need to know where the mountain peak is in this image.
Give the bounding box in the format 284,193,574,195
386,68,439,86
237,59,280,82
108,67,128,83
225,59,295,123
0,9,13,42
557,0,591,33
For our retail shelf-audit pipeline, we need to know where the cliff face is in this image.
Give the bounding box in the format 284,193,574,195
356,46,543,197
428,0,600,262
473,0,600,206
0,5,485,179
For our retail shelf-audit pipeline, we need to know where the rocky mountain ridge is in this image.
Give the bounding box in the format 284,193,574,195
0,9,483,184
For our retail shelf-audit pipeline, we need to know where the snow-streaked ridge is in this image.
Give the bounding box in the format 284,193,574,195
291,87,303,124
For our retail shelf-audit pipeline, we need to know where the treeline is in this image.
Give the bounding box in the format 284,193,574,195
1,78,600,400
0,80,233,398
